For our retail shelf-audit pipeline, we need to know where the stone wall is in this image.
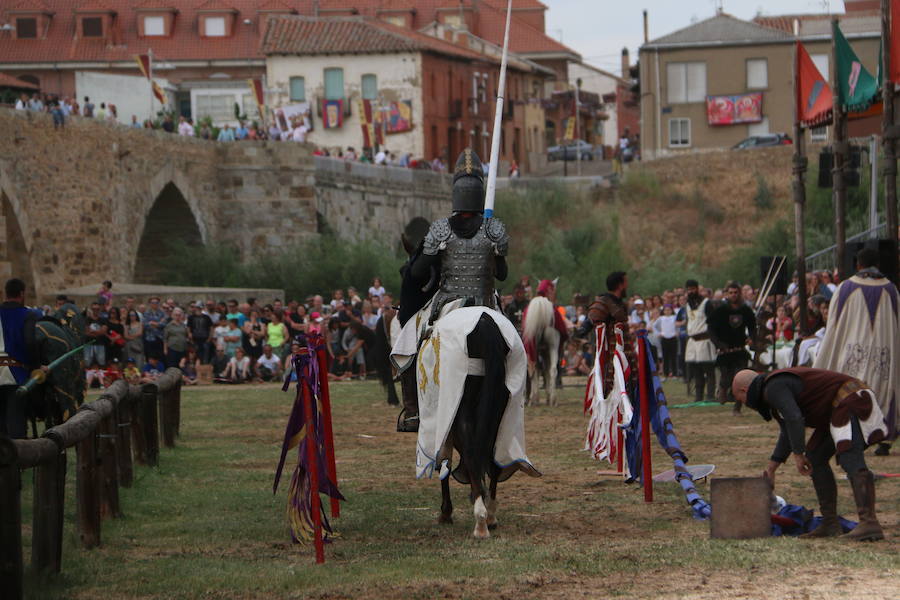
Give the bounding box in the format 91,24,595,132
0,107,451,302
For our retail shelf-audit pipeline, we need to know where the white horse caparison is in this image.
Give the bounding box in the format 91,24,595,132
522,296,560,406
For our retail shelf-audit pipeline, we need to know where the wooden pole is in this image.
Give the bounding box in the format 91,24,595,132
833,18,849,279
884,0,899,280
0,436,23,600
76,431,101,549
793,43,810,334
98,414,121,518
302,376,325,564
116,397,134,487
32,448,66,574
637,334,653,502
141,385,160,467
316,344,339,518
159,387,175,449
173,378,181,438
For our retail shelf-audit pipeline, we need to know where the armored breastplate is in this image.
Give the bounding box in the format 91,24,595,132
438,226,495,303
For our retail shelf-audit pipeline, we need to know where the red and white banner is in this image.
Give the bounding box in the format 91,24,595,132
706,92,763,126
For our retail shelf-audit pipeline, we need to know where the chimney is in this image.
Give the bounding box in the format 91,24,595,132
643,10,649,44
621,47,630,78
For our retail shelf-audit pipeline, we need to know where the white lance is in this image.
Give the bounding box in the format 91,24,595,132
483,0,513,219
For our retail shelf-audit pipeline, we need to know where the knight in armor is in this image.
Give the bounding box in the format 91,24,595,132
0,278,42,439
409,147,509,321
395,148,509,432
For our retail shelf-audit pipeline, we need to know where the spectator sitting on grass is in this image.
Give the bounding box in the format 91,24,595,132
255,344,282,382
123,358,141,385
211,346,230,380
222,347,251,383
141,356,164,383
102,360,122,388
180,346,200,386
85,360,104,389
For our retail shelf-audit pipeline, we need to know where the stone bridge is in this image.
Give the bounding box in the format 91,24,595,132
0,108,450,302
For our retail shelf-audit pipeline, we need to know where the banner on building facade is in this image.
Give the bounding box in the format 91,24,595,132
248,78,266,120
356,99,383,148
705,92,763,126
563,116,575,140
374,100,412,134
277,103,312,132
322,99,344,129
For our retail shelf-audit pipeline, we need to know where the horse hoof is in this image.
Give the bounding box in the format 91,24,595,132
473,524,490,539
487,522,498,531
438,515,453,525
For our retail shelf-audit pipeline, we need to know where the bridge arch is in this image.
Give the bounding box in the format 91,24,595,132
0,166,37,303
133,179,206,284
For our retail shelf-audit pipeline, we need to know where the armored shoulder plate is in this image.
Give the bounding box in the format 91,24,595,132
423,218,452,255
484,218,509,256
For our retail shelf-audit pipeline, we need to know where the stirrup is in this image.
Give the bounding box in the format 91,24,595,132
396,409,419,433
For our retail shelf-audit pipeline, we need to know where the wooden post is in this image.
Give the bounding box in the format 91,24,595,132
98,414,121,518
883,0,899,281
833,18,848,279
0,436,23,600
116,398,134,488
793,43,810,334
76,431,101,549
173,378,181,438
141,384,160,467
316,344,339,518
131,388,148,466
159,387,175,449
637,334,653,503
302,376,325,564
32,448,66,573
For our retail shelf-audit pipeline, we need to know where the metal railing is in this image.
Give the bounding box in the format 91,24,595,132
805,222,888,272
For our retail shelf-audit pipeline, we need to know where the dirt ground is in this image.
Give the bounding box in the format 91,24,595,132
37,376,900,600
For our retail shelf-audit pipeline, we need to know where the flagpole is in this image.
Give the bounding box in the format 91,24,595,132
483,0,513,219
884,0,899,281
793,41,810,335
148,48,154,123
832,18,848,280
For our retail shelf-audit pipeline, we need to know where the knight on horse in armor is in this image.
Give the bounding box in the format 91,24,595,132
393,148,509,431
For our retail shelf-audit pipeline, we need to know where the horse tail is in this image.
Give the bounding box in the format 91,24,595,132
522,296,553,343
470,314,509,490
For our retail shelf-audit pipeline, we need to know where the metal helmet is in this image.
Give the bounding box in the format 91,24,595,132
451,148,485,213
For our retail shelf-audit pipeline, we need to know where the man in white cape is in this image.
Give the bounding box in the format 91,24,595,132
814,248,899,455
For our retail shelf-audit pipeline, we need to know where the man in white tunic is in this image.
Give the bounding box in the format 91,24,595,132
814,248,899,455
683,280,717,403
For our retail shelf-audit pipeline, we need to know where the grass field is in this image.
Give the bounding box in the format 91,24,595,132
19,378,900,599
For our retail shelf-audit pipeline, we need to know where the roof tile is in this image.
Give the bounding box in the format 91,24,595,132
0,72,41,89
645,13,792,47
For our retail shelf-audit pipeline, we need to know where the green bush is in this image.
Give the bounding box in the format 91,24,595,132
753,173,773,210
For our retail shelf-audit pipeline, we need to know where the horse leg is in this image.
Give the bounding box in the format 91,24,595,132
486,466,499,530
548,341,558,407
471,477,490,539
386,380,400,406
439,475,453,524
527,361,537,406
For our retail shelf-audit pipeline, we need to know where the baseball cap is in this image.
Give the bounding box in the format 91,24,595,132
311,311,324,323
634,299,644,305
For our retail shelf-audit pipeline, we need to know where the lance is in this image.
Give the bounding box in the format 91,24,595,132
16,341,93,398
483,0,513,219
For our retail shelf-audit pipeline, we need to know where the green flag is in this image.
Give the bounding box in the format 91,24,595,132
833,20,879,112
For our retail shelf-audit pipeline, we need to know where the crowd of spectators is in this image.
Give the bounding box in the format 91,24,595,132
13,95,450,172
57,265,839,393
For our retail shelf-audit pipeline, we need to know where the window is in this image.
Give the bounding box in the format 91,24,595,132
666,62,706,104
289,76,305,102
382,15,404,27
144,16,165,36
195,93,235,122
15,18,37,39
361,74,377,101
324,68,344,100
811,54,829,80
204,16,226,37
810,126,828,142
668,118,690,147
82,17,103,37
444,14,463,28
746,58,767,89
747,117,770,137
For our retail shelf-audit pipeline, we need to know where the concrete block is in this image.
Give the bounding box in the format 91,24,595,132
709,477,771,539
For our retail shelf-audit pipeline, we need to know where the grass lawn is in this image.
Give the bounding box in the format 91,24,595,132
19,378,900,599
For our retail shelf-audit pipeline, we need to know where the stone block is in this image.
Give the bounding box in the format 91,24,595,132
709,477,771,539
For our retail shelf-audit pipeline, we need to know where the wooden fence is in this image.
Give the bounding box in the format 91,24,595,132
0,368,183,600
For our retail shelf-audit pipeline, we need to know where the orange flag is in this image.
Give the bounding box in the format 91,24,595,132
796,41,833,127
134,54,151,79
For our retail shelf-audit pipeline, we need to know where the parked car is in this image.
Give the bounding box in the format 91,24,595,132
548,139,595,161
731,133,792,150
